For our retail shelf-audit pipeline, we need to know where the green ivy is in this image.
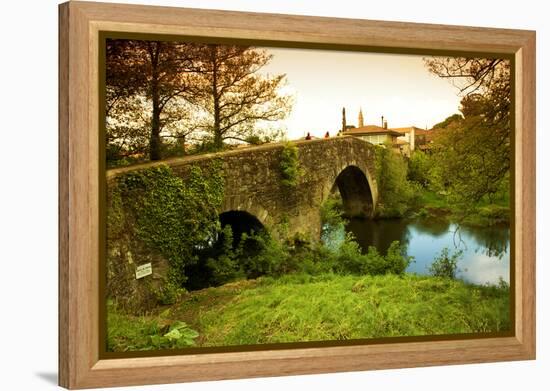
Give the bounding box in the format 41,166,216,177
107,161,225,287
279,141,301,187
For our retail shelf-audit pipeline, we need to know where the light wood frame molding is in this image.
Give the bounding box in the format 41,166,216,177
58,1,536,388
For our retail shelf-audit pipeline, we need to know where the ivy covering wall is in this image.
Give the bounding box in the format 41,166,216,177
107,162,224,313
279,141,301,187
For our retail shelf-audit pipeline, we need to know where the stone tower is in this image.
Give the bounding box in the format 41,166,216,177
342,107,347,133
358,108,364,128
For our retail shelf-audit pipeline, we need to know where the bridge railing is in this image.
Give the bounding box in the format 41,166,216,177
107,135,372,179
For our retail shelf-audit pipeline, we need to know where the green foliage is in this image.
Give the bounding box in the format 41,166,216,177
153,282,186,306
159,139,187,160
106,151,147,169
286,241,336,276
374,145,419,217
333,236,413,276
107,162,224,287
189,139,230,155
320,194,346,248
154,321,200,349
407,150,432,187
428,97,510,211
412,179,509,227
429,247,463,279
192,227,289,288
461,205,510,227
320,194,345,228
196,222,413,291
384,241,416,274
205,225,243,286
279,233,412,277
432,113,463,130
245,135,263,145
107,301,199,351
279,142,301,187
236,231,289,278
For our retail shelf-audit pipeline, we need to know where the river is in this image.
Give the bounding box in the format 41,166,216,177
329,217,510,286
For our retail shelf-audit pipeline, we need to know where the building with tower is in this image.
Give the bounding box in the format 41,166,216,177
340,108,435,156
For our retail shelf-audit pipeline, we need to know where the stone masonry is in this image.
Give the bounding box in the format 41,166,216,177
107,136,378,240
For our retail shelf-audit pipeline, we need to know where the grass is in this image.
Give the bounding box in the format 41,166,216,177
413,188,510,226
412,189,452,218
107,273,510,351
107,306,168,351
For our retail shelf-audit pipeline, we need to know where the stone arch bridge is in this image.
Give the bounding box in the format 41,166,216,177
107,136,378,240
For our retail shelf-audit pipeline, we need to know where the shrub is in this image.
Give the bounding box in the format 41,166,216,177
285,238,337,275
333,233,368,274
383,241,415,274
332,236,412,276
206,225,244,285
320,194,345,228
245,135,263,145
153,281,186,306
320,194,346,248
429,247,463,279
193,227,413,289
152,321,199,349
236,231,289,278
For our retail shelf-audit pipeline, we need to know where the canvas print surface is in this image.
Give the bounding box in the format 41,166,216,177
104,38,511,353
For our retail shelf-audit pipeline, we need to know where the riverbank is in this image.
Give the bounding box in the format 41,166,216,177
107,273,510,352
411,189,510,227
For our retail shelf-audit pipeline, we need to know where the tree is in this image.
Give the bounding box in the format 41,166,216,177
374,145,417,217
429,96,510,205
193,45,292,150
106,39,201,161
424,57,511,205
432,113,462,130
158,96,205,155
407,149,431,187
105,94,150,164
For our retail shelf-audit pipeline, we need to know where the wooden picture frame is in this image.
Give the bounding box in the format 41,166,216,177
59,1,536,389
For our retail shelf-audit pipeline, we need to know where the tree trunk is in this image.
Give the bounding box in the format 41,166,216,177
149,43,162,161
179,135,186,155
150,97,161,161
211,47,223,150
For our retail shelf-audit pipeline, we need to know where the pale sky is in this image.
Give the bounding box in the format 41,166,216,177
259,47,463,140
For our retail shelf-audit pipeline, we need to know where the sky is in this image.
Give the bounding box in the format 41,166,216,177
258,47,463,140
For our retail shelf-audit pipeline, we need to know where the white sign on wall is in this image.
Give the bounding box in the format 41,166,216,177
135,263,152,279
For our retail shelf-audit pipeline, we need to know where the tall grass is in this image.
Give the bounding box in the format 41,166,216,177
108,273,510,351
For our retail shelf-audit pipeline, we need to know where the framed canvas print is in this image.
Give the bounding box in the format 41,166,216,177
58,1,536,389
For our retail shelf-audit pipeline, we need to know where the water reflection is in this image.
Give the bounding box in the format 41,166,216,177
460,225,510,259
341,217,510,285
345,218,411,254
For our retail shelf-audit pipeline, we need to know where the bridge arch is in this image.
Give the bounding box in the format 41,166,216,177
332,165,375,218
